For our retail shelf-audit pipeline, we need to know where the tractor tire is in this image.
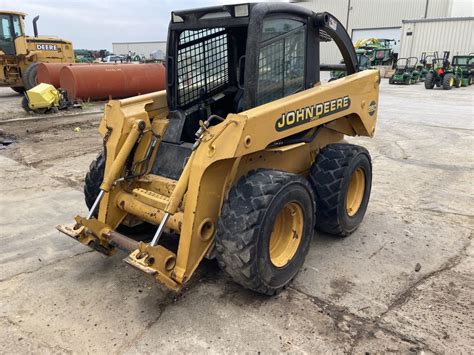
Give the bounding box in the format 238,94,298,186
424,72,435,89
215,169,315,295
22,63,38,90
84,151,105,210
309,144,372,237
11,86,25,94
389,77,394,84
442,73,454,90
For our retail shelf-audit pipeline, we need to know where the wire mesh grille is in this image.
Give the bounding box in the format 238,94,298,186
177,28,229,106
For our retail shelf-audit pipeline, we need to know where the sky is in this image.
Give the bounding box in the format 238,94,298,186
0,0,287,50
2,0,472,50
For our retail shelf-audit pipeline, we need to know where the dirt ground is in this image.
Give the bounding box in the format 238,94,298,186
0,80,473,353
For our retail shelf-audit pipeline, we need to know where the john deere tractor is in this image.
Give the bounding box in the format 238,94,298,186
452,54,474,87
0,11,74,93
329,51,371,81
354,38,396,66
424,51,459,90
389,57,420,84
418,51,438,81
57,3,379,295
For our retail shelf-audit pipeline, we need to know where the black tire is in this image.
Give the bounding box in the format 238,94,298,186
404,76,410,85
442,73,454,90
21,96,31,112
389,77,394,84
11,86,25,94
22,63,38,90
455,77,462,88
309,144,372,237
215,170,315,295
84,151,105,210
424,72,435,89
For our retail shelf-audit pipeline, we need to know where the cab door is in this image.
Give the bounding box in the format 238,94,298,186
0,14,15,55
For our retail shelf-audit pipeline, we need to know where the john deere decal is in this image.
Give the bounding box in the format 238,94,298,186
275,96,351,131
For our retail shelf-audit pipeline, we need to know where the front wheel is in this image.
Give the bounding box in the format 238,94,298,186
84,151,105,209
215,170,315,295
310,144,372,237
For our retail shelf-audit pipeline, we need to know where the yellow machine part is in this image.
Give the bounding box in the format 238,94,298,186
26,83,60,109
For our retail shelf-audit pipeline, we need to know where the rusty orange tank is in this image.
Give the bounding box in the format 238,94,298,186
59,64,166,100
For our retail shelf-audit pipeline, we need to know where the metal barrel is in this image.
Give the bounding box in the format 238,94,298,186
36,63,80,88
59,63,166,101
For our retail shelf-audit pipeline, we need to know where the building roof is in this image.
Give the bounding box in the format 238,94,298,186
402,17,474,24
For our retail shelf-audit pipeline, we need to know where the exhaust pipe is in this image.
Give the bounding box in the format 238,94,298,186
33,16,39,37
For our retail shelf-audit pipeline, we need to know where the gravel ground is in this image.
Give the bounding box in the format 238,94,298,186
0,80,472,353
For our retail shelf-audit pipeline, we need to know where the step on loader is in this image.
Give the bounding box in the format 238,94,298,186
57,3,380,295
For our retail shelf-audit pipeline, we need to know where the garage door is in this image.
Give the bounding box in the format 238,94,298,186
351,27,401,54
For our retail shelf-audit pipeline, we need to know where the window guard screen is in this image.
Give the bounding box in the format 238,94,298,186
257,26,305,106
177,28,229,106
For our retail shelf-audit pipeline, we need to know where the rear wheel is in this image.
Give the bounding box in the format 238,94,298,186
389,77,394,84
309,144,372,237
424,72,435,89
84,151,105,209
22,63,38,90
215,170,315,295
442,73,454,90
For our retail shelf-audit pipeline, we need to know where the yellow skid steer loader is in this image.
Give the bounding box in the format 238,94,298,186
57,3,379,295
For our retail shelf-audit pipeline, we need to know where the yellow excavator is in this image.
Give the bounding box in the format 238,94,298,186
0,11,74,93
57,3,379,295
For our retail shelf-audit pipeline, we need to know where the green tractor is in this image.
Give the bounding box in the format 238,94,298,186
354,38,396,66
424,51,460,90
389,57,420,85
418,51,438,81
451,54,474,87
329,51,371,81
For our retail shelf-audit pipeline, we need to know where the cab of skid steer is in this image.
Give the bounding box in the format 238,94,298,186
152,2,359,180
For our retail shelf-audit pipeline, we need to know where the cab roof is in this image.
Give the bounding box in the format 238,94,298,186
0,10,27,17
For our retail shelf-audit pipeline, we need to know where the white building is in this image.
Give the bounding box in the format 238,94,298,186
112,41,166,60
293,0,474,63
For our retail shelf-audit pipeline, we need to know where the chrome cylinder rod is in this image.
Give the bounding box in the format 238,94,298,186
150,212,170,247
87,190,105,219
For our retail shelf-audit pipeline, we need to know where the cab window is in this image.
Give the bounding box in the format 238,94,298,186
257,18,305,106
0,15,13,40
12,15,22,37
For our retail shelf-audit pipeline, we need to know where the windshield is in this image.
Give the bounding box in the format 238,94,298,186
0,14,15,55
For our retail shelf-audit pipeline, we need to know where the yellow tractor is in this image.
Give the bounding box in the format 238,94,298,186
57,3,380,295
0,11,74,93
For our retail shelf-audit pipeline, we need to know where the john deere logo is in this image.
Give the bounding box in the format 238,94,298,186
368,100,377,116
275,96,351,132
36,44,57,51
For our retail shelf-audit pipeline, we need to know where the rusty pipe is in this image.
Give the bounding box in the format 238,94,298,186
104,230,139,252
59,63,166,100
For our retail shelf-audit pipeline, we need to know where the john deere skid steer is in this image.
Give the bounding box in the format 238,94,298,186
57,3,379,295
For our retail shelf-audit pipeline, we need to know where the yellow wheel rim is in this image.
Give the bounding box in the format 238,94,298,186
449,77,454,86
346,168,366,217
269,202,303,268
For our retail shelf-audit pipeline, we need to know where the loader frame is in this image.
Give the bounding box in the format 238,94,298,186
58,3,379,292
